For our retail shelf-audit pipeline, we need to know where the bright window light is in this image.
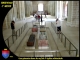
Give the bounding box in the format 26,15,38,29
38,3,43,11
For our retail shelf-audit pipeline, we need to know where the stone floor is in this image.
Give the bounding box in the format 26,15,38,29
3,15,79,57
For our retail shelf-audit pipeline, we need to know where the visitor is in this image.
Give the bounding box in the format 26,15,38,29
45,12,47,18
38,14,40,22
41,14,42,22
56,18,61,34
34,14,37,21
11,21,15,36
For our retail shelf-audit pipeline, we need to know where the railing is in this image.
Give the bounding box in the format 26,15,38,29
51,22,78,57
4,22,28,48
25,50,77,57
32,20,46,28
47,27,62,57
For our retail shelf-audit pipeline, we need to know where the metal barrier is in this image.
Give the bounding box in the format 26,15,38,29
51,22,57,33
51,22,78,57
25,50,77,57
4,22,28,48
46,27,61,57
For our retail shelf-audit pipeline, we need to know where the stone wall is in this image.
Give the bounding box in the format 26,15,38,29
48,1,55,15
67,1,79,27
3,1,26,30
32,1,48,14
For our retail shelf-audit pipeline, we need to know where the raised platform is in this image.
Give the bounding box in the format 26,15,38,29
38,40,48,46
27,34,35,46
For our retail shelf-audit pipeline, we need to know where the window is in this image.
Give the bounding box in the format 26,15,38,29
38,3,43,11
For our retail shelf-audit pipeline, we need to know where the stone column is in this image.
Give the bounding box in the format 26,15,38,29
70,1,79,27
50,2,52,15
67,1,79,27
48,2,50,14
62,1,66,19
13,1,18,21
16,1,23,20
50,1,55,16
31,2,33,15
23,1,26,20
48,1,55,15
52,1,55,16
21,1,25,20
75,1,79,27
25,1,27,17
19,1,23,20
3,1,16,30
48,1,50,15
3,15,8,30
7,8,13,28
57,1,60,19
15,1,19,20
29,1,32,15
55,1,64,19
16,1,20,20
27,5,30,16
66,1,72,26
59,1,63,19
55,1,59,18
54,1,57,18
31,5,33,15
20,1,23,20
25,1,30,17
50,1,52,15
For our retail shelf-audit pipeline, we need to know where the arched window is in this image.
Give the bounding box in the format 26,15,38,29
38,3,43,11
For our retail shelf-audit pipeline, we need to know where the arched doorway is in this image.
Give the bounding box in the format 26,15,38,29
38,3,43,11
38,3,44,14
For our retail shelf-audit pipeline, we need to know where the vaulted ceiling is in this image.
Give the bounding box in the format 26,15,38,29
32,1,48,4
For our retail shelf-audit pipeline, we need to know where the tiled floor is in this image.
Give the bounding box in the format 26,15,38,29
3,15,79,57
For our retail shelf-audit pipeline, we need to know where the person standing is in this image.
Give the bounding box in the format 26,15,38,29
33,13,34,17
56,18,61,34
11,21,15,36
38,14,40,22
45,12,47,18
41,14,42,22
34,14,37,21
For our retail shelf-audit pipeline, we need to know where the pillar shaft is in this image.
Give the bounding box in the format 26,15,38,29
3,16,8,30
67,1,79,27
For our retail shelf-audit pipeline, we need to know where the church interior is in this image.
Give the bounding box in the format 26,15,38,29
3,1,79,57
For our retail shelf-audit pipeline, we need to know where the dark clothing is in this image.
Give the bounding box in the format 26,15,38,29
33,14,34,16
45,14,46,17
41,15,42,22
11,23,15,29
38,15,40,19
45,13,46,18
57,26,61,31
11,21,15,35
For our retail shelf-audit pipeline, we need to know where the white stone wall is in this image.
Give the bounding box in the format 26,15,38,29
67,1,79,27
48,1,55,15
3,1,26,30
71,1,79,27
25,1,33,16
54,1,57,18
32,1,48,14
48,2,50,14
55,1,63,19
3,16,8,30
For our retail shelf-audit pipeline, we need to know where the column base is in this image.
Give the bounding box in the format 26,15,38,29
66,22,71,26
70,24,76,27
74,24,79,27
66,22,79,27
3,27,8,30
